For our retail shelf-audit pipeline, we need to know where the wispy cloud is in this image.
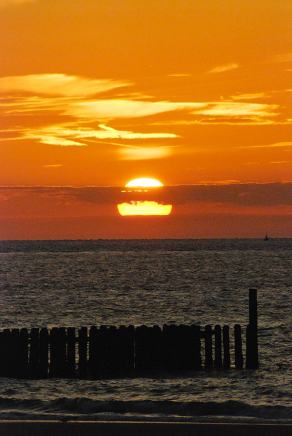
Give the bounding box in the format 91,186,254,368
0,73,287,156
43,164,63,168
0,74,131,97
26,135,86,147
231,92,268,101
168,73,192,78
245,141,292,149
20,123,178,147
193,102,278,118
272,52,292,63
119,145,175,160
208,63,239,74
66,99,206,119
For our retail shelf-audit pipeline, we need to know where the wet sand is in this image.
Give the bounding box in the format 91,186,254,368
0,421,291,435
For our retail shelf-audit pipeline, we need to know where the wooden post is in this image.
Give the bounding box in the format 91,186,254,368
135,325,162,372
78,327,88,378
246,289,259,369
249,288,258,329
223,325,230,369
162,325,177,371
88,326,98,378
234,324,243,369
214,325,222,369
204,325,213,369
50,327,67,377
39,328,49,378
2,329,11,377
29,328,40,378
192,325,201,370
67,327,76,378
11,329,20,377
19,328,29,378
116,325,135,374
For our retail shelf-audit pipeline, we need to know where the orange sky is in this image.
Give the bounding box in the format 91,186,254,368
0,0,292,238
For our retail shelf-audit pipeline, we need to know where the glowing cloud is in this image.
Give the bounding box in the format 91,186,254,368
67,99,206,119
0,74,130,97
119,145,174,160
208,63,239,74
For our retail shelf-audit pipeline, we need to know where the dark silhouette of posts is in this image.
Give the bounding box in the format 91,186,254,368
204,325,213,369
246,289,259,369
91,325,134,376
192,325,202,370
67,327,76,377
19,328,29,378
78,327,88,378
214,325,222,369
88,326,98,378
223,325,230,369
50,327,67,377
1,329,11,377
0,289,260,379
39,328,49,378
116,326,135,374
234,324,243,369
29,328,40,378
11,329,20,377
135,325,163,372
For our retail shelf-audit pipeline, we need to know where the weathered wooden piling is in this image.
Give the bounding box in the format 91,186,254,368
214,325,222,369
192,325,202,370
39,328,49,378
19,328,29,377
1,329,11,377
50,327,67,377
204,325,213,369
78,327,88,378
135,325,162,371
67,327,76,377
29,328,40,377
246,289,259,369
223,325,230,369
0,289,260,378
116,325,135,373
88,326,98,377
234,324,243,369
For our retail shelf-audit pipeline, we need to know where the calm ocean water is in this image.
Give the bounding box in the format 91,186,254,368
0,239,291,422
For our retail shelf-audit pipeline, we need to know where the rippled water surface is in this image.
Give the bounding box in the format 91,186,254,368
0,239,291,422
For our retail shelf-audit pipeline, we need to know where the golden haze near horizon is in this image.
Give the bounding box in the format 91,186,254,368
0,0,292,238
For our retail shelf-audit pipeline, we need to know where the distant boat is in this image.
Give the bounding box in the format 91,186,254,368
264,233,270,241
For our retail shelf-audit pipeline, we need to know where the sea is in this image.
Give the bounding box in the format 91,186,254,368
0,239,291,423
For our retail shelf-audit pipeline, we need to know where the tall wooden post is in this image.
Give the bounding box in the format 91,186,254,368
223,325,230,369
214,325,222,369
246,288,259,369
204,325,213,369
234,324,243,369
29,328,40,378
39,328,49,378
67,327,76,378
78,327,88,378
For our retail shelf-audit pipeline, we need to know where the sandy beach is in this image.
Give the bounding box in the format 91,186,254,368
0,421,291,436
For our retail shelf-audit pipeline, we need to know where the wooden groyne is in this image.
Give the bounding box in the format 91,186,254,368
0,289,259,379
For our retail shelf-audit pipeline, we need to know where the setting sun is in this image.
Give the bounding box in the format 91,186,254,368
117,201,172,216
117,177,172,216
125,178,164,188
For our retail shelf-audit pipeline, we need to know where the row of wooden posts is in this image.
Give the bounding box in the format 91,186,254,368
0,290,259,379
